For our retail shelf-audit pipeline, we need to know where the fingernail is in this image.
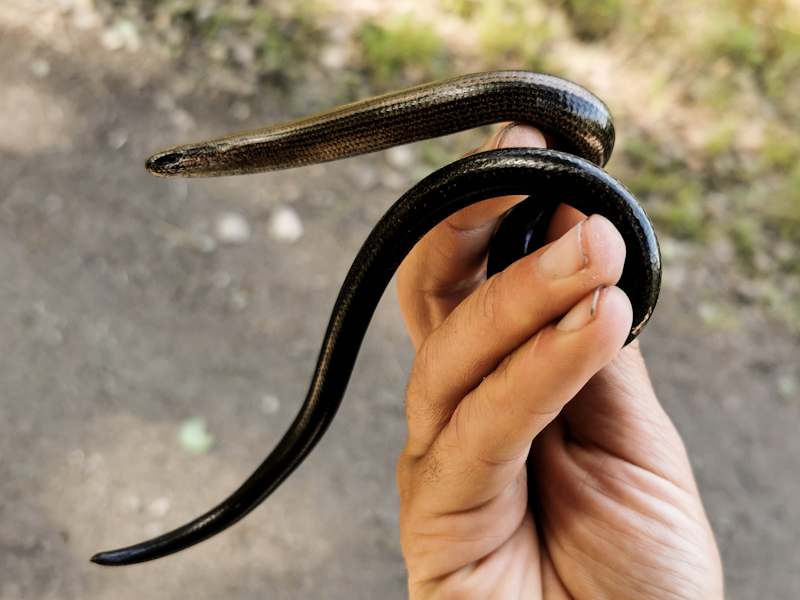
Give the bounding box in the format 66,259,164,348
538,219,587,279
496,123,518,147
495,122,547,149
557,286,604,331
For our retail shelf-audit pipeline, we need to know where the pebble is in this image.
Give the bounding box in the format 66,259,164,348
154,221,217,254
107,129,129,150
260,394,281,415
148,497,171,518
30,58,51,78
230,100,251,121
71,0,102,30
777,375,797,403
232,41,256,67
122,495,144,514
267,206,304,242
101,19,141,52
214,212,251,244
177,417,214,453
227,287,249,311
170,108,196,132
386,145,416,170
320,45,348,72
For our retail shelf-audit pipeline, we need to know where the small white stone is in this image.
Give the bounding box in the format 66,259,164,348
227,288,249,311
170,108,196,132
267,206,304,243
214,212,251,244
230,100,251,121
31,58,51,78
260,394,281,415
107,129,129,150
195,235,218,254
777,375,797,402
101,19,141,52
232,41,256,66
386,145,416,170
148,497,171,518
71,0,102,30
122,495,144,514
320,45,347,71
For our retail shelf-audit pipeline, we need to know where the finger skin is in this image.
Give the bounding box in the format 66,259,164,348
403,214,627,458
399,286,632,578
397,123,549,349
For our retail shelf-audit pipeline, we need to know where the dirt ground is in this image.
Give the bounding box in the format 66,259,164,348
1,7,798,600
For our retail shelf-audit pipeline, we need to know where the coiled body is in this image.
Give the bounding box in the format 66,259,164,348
92,71,661,566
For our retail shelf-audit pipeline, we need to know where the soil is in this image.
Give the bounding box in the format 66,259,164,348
0,7,798,600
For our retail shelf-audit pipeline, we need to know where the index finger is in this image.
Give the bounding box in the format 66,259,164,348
396,123,549,348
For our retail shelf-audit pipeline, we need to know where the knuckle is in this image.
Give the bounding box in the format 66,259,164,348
407,341,430,397
454,390,518,470
475,272,506,324
405,341,448,443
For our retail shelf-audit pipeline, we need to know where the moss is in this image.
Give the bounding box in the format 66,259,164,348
770,168,800,240
701,12,766,69
761,26,800,99
760,127,800,171
729,218,760,264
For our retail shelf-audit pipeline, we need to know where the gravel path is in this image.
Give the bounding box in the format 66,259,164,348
1,8,798,599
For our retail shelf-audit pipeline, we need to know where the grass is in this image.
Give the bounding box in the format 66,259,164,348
357,15,450,86
94,0,325,89
92,0,800,329
475,1,565,70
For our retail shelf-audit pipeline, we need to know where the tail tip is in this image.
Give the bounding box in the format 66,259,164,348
90,551,118,566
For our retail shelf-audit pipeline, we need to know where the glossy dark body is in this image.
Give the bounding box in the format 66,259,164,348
146,71,614,175
93,72,660,566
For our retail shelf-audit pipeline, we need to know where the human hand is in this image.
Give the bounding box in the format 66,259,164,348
395,124,724,599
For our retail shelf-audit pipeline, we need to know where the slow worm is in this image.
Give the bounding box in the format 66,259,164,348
91,71,661,566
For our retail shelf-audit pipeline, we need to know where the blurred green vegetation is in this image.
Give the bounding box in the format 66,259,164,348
93,0,800,326
358,16,450,86
95,0,325,89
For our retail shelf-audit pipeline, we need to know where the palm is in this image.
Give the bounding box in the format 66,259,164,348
415,352,721,600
